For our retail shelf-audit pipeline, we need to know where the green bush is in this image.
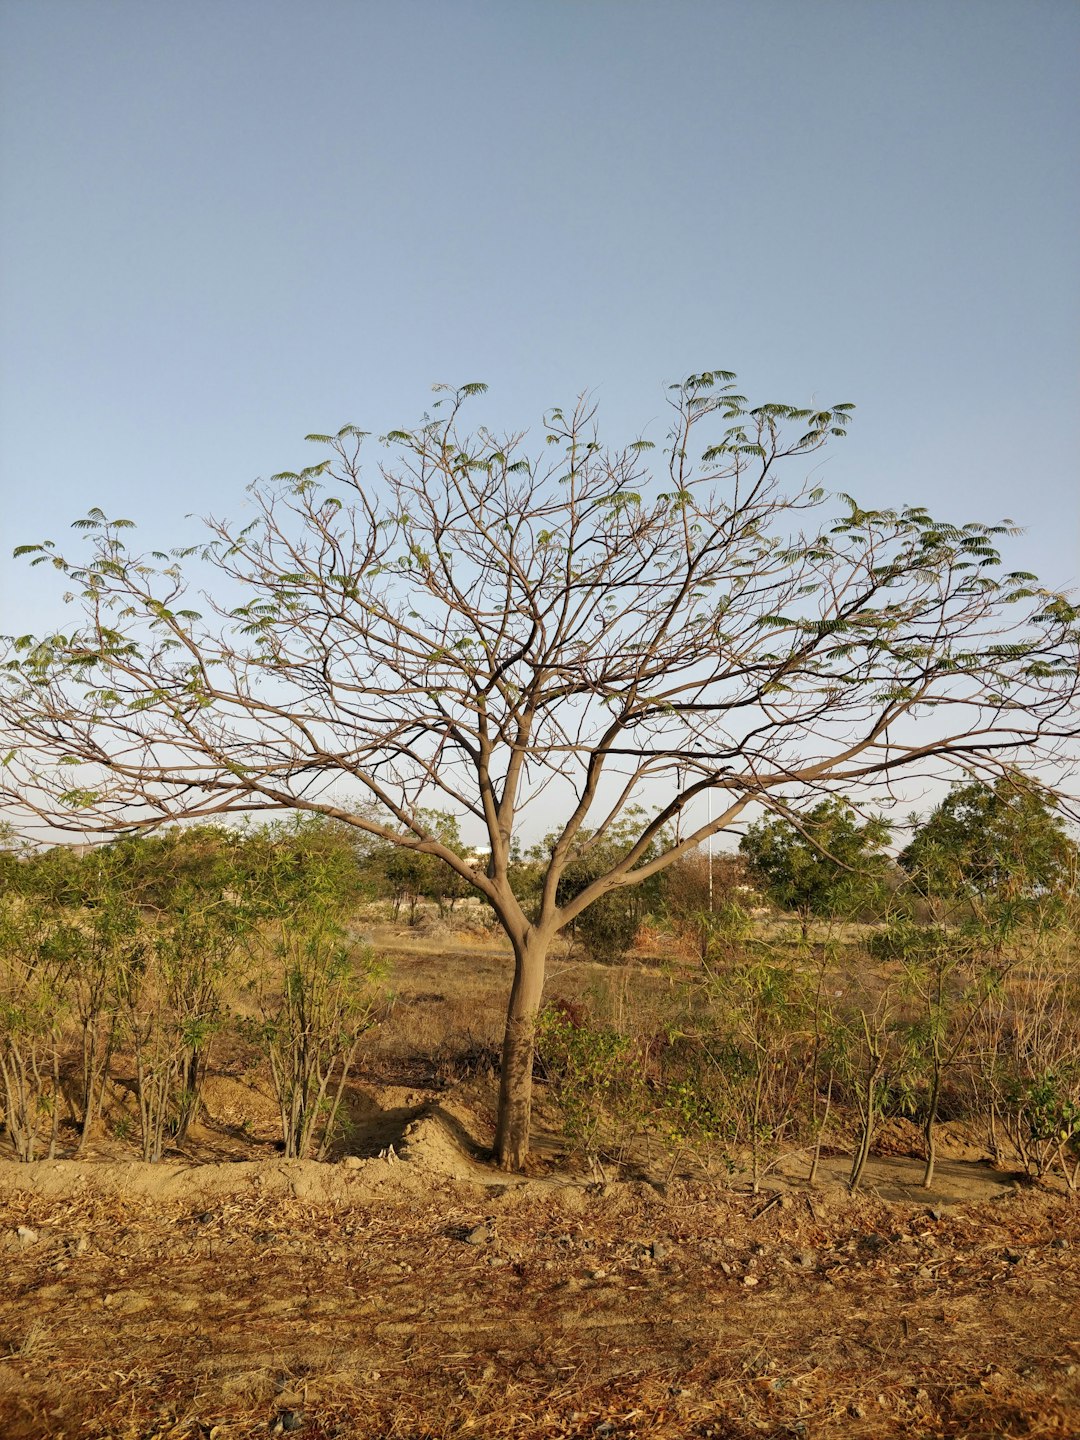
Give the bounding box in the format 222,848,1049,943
536,999,651,1159
243,915,387,1160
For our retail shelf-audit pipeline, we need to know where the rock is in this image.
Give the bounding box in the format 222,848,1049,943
794,1251,817,1270
16,1226,39,1247
465,1224,490,1246
341,1156,364,1170
269,1411,306,1434
743,1275,759,1287
650,1239,668,1262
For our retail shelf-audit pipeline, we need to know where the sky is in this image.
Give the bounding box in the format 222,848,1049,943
1,0,1078,839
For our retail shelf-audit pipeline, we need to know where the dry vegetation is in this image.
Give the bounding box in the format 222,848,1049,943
3,1162,1078,1440
2,914,1079,1438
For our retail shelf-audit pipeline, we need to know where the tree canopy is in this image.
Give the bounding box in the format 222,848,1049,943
899,773,1077,923
739,798,892,935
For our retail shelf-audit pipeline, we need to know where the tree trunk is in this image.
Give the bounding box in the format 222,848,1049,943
849,1050,884,1193
921,1070,941,1189
495,930,549,1171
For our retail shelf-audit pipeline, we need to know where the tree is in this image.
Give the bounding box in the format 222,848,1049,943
2,372,1078,1169
739,798,892,939
891,773,1077,1184
898,773,1076,936
532,816,663,964
661,849,751,962
369,808,472,921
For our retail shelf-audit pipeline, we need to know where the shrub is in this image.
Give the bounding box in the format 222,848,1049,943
243,914,386,1160
0,900,68,1161
536,999,651,1161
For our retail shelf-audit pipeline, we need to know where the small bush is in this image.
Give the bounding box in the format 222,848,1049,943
242,914,387,1160
536,1000,651,1161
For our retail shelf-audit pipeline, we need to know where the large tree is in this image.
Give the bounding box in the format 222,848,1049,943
2,373,1078,1167
739,797,891,938
898,772,1077,929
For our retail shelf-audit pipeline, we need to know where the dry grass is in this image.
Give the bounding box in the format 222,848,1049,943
1,1176,1077,1438
2,919,1079,1436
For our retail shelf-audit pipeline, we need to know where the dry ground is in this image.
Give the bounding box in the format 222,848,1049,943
1,925,1078,1438
2,1099,1078,1439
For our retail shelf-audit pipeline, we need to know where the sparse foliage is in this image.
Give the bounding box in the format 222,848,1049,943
0,898,67,1161
244,913,385,1161
3,371,1078,1167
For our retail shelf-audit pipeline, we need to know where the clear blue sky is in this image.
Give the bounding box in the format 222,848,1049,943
2,0,1078,640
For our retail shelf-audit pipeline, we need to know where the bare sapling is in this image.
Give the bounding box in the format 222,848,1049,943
841,990,901,1193
536,997,653,1172
246,910,385,1161
804,940,843,1188
56,892,142,1154
0,900,68,1161
1000,925,1080,1185
120,942,172,1163
709,952,806,1192
155,905,248,1143
121,906,245,1161
876,920,1003,1188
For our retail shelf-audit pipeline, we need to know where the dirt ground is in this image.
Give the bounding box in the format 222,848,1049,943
2,1084,1078,1440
